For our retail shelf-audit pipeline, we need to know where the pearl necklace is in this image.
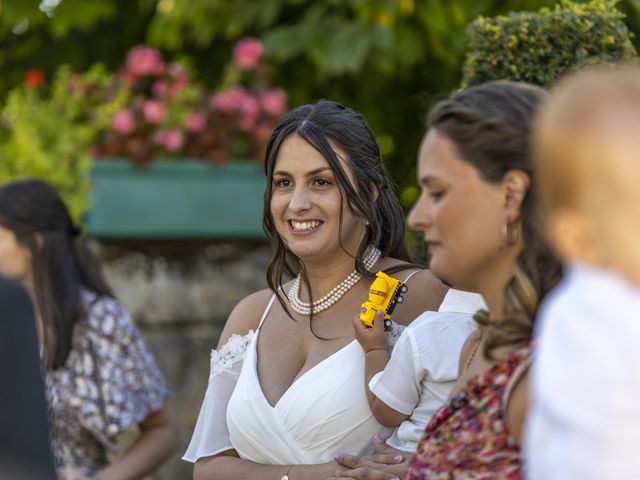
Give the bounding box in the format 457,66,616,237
287,246,381,316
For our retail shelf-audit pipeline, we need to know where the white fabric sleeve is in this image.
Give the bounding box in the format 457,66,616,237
182,331,254,463
368,327,422,416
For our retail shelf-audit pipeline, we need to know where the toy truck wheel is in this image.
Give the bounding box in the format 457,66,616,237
400,285,408,293
397,296,404,303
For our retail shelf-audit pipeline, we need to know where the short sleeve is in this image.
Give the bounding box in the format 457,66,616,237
81,296,170,447
369,311,475,417
183,331,254,462
369,326,422,416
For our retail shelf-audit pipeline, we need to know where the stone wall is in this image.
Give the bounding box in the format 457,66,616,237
100,241,272,479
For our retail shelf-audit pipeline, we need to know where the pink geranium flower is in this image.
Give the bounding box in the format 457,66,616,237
259,88,287,117
126,45,165,77
238,95,260,132
233,37,264,70
168,74,189,96
185,113,207,133
112,108,136,135
210,86,252,115
143,100,168,124
152,79,169,98
154,128,185,152
211,87,260,131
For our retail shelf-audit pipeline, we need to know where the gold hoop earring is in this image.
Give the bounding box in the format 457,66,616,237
501,220,520,245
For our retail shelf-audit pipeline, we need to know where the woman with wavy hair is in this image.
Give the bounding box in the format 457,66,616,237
333,82,562,479
0,179,177,480
184,100,450,479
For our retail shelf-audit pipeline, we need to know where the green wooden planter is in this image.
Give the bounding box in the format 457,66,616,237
87,158,266,239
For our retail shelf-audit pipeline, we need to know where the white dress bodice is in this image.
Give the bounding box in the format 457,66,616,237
226,300,390,464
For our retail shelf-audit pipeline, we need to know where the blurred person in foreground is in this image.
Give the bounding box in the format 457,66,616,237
0,275,55,479
0,179,178,479
333,81,562,479
526,64,640,479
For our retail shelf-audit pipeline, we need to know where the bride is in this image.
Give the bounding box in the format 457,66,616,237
184,100,447,480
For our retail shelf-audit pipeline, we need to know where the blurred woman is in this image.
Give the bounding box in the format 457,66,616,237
0,179,178,479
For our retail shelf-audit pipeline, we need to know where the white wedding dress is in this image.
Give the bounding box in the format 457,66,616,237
183,275,477,465
183,294,393,464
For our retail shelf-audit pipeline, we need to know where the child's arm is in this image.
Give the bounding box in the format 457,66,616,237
352,310,410,428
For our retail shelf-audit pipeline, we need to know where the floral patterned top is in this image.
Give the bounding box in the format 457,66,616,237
405,344,532,480
44,290,170,475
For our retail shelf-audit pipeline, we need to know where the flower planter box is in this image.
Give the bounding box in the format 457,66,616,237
87,158,266,239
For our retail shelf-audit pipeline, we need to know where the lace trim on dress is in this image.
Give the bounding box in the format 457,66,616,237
210,330,255,379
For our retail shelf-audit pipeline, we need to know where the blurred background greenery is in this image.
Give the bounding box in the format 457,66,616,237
1,0,639,220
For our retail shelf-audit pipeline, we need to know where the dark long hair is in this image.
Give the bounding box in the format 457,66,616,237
263,100,412,323
427,81,562,357
0,179,113,370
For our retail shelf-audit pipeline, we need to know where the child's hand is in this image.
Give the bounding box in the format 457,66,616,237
352,310,388,353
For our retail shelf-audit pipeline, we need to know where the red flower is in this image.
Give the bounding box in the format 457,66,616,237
24,69,45,88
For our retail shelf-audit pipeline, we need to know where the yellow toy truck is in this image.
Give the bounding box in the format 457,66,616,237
360,271,408,328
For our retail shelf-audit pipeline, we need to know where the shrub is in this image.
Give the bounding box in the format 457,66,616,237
0,38,289,221
461,0,636,88
93,38,288,166
0,65,124,221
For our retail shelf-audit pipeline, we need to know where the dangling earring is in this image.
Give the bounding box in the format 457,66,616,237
501,220,520,245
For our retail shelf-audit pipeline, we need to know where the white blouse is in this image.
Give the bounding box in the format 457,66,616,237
369,288,484,452
369,307,478,452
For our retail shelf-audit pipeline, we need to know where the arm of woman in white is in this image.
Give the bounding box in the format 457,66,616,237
185,290,345,480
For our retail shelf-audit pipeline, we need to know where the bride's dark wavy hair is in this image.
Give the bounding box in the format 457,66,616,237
427,81,563,357
0,179,113,370
263,100,413,326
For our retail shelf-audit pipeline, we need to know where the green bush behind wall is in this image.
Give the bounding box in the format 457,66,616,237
462,0,636,88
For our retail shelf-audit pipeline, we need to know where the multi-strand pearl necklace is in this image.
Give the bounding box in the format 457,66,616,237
287,246,381,316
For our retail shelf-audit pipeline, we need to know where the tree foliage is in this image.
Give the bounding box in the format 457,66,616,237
0,65,125,221
2,0,640,215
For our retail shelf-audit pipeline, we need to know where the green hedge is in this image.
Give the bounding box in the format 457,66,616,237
0,65,125,222
462,0,636,88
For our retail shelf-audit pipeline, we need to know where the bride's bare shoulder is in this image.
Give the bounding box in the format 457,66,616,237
217,289,275,347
